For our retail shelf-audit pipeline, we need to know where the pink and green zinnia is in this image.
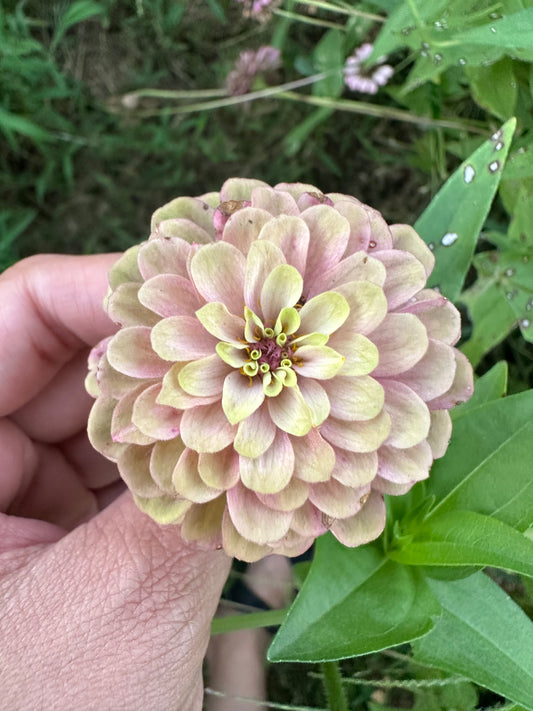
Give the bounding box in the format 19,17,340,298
86,178,474,562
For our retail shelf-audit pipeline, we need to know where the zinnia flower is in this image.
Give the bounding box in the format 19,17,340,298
226,46,281,96
86,178,473,562
344,43,394,95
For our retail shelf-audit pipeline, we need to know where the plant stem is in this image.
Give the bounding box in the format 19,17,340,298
321,661,349,711
294,0,385,21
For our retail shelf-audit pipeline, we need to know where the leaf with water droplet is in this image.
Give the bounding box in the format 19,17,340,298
415,117,516,302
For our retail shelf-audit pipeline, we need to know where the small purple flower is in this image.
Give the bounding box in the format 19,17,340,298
226,45,282,96
235,0,280,21
344,43,394,95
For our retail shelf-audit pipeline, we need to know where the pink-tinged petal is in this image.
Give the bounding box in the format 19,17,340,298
233,404,277,457
181,496,226,547
309,252,386,298
220,177,270,202
326,192,361,205
297,192,333,210
257,216,310,276
107,326,170,378
106,282,160,327
222,207,272,254
330,490,386,547
390,224,434,277
195,302,245,344
291,428,335,483
322,375,384,422
251,186,300,215
321,409,391,453
417,298,461,345
370,313,429,377
331,448,378,487
372,477,414,495
87,397,127,462
427,349,474,409
111,384,156,445
157,217,213,244
173,447,222,503
244,239,286,314
267,385,313,436
427,409,452,459
298,291,349,335
377,441,433,484
134,494,190,524
297,378,330,426
261,264,303,323
227,484,293,545
222,509,272,562
365,207,393,251
301,205,350,289
382,381,430,449
257,477,309,511
180,401,237,453
137,237,191,280
334,281,388,335
222,371,265,424
150,439,185,494
239,429,294,494
108,246,142,289
373,250,427,310
274,181,320,200
291,501,329,537
398,288,447,315
178,354,229,397
295,345,345,380
328,331,379,377
198,191,220,208
151,196,215,236
272,531,315,558
132,383,182,440
333,199,372,255
151,316,217,361
396,340,456,401
118,444,161,497
137,274,200,318
190,242,246,315
198,447,240,490
158,363,220,409
310,479,370,518
95,353,154,399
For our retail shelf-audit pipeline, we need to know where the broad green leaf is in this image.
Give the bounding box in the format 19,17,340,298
389,510,533,577
425,389,533,531
466,58,518,120
312,30,345,98
452,361,508,418
267,536,440,662
414,118,516,301
51,1,105,52
413,573,533,710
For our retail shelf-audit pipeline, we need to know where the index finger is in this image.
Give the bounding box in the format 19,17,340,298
0,253,120,416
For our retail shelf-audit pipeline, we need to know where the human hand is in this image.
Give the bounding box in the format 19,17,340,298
0,254,231,711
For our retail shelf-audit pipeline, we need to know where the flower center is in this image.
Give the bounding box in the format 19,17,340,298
256,337,285,369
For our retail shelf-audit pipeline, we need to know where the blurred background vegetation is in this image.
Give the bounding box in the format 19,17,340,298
2,1,533,708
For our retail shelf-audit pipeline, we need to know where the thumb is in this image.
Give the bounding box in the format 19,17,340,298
2,493,231,711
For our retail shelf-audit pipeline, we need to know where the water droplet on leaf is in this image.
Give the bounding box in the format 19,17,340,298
428,242,435,251
504,268,515,277
464,165,476,183
520,318,531,329
488,160,500,173
459,58,467,65
441,232,458,247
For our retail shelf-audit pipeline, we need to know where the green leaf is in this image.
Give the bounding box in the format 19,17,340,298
211,608,287,635
312,30,345,98
51,1,105,52
414,118,516,301
267,536,440,662
413,573,533,709
424,389,533,532
389,510,533,577
466,57,518,120
0,107,53,146
452,361,508,418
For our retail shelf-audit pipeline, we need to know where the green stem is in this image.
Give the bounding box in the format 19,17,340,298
211,607,288,635
294,0,385,21
321,661,349,711
273,8,346,30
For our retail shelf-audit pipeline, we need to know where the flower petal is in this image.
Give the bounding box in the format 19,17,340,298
106,282,159,327
321,409,391,453
309,479,370,518
222,207,272,254
291,501,329,537
137,274,200,318
373,250,427,310
309,252,386,298
328,331,379,377
180,401,237,453
173,447,222,502
108,246,142,289
118,444,161,497
390,224,434,277
198,447,240,490
427,349,474,409
301,205,350,288
397,339,456,401
220,177,270,201
251,186,300,216
261,264,303,323
267,385,313,436
178,354,229,397
150,439,185,493
330,490,386,547
334,281,388,335
227,483,293,545
151,316,217,361
157,217,212,244
291,428,335,483
414,295,461,345
137,237,191,280
427,409,452,459
87,397,127,461
365,206,393,251
132,383,182,440
323,375,384,422
383,381,430,449
370,313,429,377
107,326,169,378
222,371,265,424
295,345,345,380
233,404,277,458
297,378,330,426
257,477,309,511
257,215,310,275
158,363,219,409
222,509,272,562
151,196,215,236
239,429,294,494
181,496,226,547
331,448,378,487
298,291,349,335
333,199,372,254
134,494,190,524
377,441,432,484
244,239,286,314
195,302,245,343
111,385,155,445
190,241,246,315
